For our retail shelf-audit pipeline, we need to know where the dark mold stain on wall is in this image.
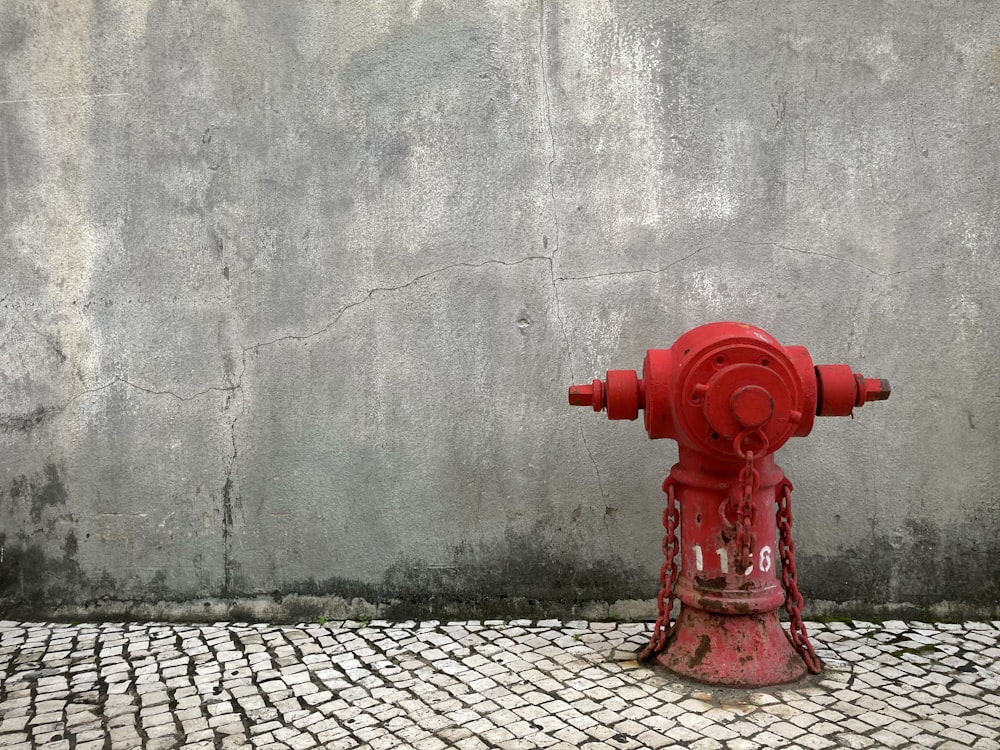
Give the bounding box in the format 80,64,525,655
0,464,997,622
799,516,1000,615
283,528,656,621
7,463,70,523
0,530,82,605
0,405,62,434
0,464,83,609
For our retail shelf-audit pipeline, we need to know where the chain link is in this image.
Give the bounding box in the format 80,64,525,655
731,449,758,573
639,478,679,662
777,480,822,674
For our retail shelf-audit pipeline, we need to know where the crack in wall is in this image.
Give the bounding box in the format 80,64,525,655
556,244,715,282
0,378,245,434
536,0,571,380
731,240,949,278
221,410,239,598
537,0,615,557
0,258,538,426
220,265,246,599
244,256,550,352
218,348,247,599
538,0,576,368
555,240,948,283
7,305,68,363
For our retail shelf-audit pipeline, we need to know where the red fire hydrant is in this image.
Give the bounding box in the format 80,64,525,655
568,322,889,686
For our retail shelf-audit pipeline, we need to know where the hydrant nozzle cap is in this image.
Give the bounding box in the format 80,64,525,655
858,377,891,405
569,379,605,412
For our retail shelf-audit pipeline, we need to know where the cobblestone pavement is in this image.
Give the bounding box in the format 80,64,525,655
0,619,998,750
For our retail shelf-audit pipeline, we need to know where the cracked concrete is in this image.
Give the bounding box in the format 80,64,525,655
246,257,554,353
2,1,1000,620
539,0,617,556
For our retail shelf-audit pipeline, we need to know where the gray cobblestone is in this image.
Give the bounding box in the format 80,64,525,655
0,620,997,748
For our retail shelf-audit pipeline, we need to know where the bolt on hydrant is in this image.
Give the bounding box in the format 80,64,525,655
568,322,890,687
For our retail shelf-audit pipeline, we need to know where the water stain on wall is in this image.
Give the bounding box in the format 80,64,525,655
0,464,82,612
0,530,82,605
282,527,655,620
799,516,1000,612
0,406,61,434
7,463,70,523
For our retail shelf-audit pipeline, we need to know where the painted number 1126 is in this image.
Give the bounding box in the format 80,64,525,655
692,544,773,575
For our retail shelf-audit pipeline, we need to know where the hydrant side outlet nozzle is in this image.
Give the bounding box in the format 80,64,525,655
814,364,891,417
605,369,641,420
565,321,890,688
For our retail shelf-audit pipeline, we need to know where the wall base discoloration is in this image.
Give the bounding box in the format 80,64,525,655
798,515,1000,612
5,594,999,627
0,527,657,622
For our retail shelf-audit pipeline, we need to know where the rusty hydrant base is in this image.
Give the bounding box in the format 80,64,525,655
655,606,808,688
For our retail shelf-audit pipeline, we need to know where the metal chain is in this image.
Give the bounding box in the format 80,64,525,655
639,478,679,662
777,480,822,674
731,449,759,573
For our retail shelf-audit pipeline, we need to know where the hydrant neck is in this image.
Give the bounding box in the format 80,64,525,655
674,446,780,484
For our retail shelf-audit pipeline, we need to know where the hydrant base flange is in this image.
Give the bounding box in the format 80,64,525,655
656,606,808,688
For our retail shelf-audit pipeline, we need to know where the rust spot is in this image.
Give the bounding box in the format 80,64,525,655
696,576,728,590
689,635,712,668
787,652,807,672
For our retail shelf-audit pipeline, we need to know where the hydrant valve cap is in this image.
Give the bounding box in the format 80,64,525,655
730,385,775,428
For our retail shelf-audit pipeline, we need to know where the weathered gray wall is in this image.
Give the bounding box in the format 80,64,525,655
2,1,998,621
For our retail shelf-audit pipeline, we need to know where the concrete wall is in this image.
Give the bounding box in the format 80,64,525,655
2,1,998,621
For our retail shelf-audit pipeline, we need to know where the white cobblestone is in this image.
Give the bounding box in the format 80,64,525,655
0,620,996,749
